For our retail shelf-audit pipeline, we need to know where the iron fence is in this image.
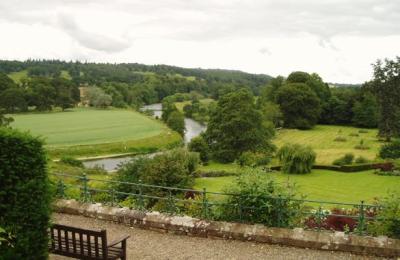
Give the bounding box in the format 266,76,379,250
51,173,382,236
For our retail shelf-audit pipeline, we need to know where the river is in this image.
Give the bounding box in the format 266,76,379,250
83,103,206,171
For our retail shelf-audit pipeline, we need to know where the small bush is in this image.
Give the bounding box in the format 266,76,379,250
60,156,84,168
218,169,304,227
354,139,369,150
379,139,400,159
358,129,369,133
332,153,354,166
237,151,271,167
188,135,210,163
277,144,316,174
349,133,359,137
112,148,199,208
0,128,51,259
334,136,347,142
368,192,400,238
355,156,369,164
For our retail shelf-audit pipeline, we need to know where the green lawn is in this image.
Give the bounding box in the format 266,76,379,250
274,125,381,164
8,70,28,83
11,108,181,157
194,169,400,204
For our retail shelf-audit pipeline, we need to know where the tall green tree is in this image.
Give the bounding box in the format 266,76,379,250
370,57,400,140
0,88,27,112
166,110,185,136
352,92,379,128
205,89,275,162
0,73,16,93
275,83,321,129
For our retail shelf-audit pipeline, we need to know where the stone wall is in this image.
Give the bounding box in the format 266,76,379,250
54,199,400,257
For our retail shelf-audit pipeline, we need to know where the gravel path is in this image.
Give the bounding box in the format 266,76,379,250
50,213,384,260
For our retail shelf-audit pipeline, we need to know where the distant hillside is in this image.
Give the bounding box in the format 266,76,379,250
0,60,272,95
328,82,362,88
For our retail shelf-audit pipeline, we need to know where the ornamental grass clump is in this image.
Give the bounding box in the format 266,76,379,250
277,143,316,174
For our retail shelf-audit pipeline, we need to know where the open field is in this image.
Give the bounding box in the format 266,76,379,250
8,69,72,83
194,169,400,204
274,125,381,164
8,70,28,83
11,108,181,157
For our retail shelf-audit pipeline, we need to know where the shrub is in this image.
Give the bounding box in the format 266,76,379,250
60,156,84,168
354,139,369,150
218,169,303,227
332,153,354,166
379,139,400,159
0,128,51,259
112,148,199,208
277,144,316,174
355,156,369,164
358,129,369,133
368,192,400,238
188,135,210,163
349,133,359,137
237,151,271,167
334,136,347,142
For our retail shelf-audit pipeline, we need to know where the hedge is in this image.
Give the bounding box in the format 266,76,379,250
0,128,51,259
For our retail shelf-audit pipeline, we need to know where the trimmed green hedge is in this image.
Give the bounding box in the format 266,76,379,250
0,128,51,259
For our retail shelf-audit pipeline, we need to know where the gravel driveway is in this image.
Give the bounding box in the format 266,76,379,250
50,213,385,260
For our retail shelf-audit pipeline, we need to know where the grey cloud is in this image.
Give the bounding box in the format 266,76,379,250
57,14,131,53
1,0,400,44
259,47,272,55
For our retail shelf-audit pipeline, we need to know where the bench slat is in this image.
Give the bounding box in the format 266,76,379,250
49,224,127,260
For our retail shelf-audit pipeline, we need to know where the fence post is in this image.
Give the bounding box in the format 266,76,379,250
316,205,323,232
167,190,175,214
137,180,144,210
202,188,208,219
81,173,89,202
57,179,65,198
276,195,282,227
111,189,116,207
358,200,365,235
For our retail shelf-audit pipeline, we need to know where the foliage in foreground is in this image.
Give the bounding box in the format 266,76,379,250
218,170,304,227
277,144,316,174
368,192,400,239
0,128,51,259
112,148,199,207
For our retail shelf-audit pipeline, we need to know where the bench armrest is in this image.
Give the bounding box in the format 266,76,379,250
107,235,130,247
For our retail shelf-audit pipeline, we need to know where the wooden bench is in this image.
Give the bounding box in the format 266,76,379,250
49,224,130,260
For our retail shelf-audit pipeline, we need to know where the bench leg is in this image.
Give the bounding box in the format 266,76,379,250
121,240,127,260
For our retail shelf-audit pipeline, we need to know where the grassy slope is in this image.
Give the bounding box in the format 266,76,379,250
8,70,28,83
8,70,72,83
274,125,381,164
194,169,400,204
11,108,181,157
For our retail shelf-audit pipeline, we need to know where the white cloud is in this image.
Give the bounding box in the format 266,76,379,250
0,0,399,83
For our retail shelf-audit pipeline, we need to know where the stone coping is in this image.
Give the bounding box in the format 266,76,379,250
54,199,400,257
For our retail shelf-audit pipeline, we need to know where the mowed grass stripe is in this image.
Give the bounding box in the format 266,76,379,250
11,108,167,146
274,125,380,164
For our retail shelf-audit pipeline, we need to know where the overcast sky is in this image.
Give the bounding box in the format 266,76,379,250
0,0,399,83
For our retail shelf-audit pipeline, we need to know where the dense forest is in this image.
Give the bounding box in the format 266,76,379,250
0,59,271,110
